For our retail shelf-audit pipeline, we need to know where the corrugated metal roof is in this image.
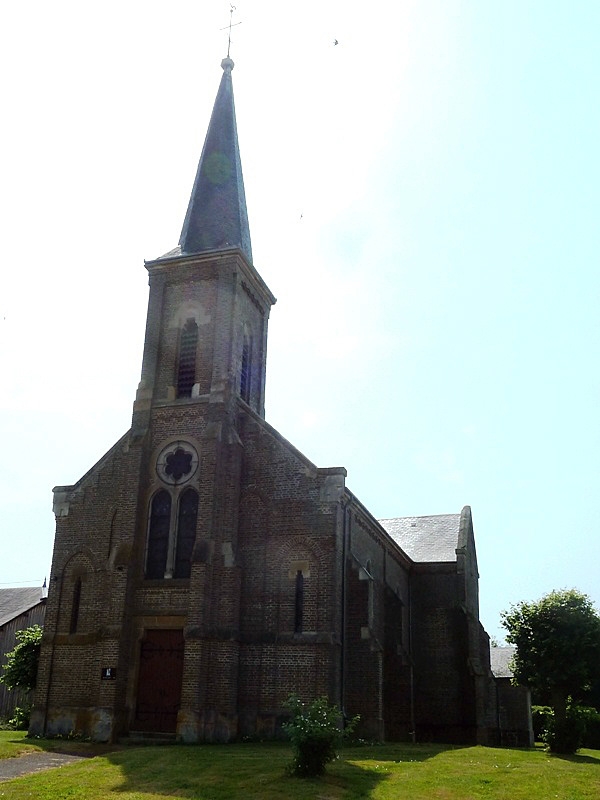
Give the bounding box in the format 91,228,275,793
378,514,461,563
0,587,45,628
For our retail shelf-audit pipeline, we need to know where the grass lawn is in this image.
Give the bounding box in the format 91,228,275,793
0,730,116,760
0,732,598,799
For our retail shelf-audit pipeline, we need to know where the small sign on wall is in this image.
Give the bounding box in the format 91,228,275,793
101,667,117,680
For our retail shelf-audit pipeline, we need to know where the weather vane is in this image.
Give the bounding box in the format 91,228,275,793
221,4,241,58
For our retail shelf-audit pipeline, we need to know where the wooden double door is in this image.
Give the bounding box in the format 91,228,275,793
134,629,184,733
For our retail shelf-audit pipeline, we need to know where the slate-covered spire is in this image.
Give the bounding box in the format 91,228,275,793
178,57,252,262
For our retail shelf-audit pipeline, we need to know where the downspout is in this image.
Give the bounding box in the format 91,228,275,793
408,569,416,742
42,573,61,736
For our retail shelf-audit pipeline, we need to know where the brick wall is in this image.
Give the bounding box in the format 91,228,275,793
410,568,475,742
31,247,510,746
236,410,342,736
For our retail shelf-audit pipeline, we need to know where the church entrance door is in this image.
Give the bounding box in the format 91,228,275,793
134,629,184,733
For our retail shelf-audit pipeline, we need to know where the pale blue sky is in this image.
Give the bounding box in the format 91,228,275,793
0,1,598,641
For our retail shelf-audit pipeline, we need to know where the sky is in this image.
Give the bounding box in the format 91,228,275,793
1,1,599,641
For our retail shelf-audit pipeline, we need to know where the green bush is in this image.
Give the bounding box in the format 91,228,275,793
543,705,587,754
577,706,600,749
532,703,600,750
282,695,358,777
8,705,31,730
539,704,600,753
0,625,42,693
531,706,552,741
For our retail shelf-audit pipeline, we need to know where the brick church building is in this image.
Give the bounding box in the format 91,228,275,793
30,58,528,745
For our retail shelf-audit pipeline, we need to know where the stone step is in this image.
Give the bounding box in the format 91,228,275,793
119,731,178,745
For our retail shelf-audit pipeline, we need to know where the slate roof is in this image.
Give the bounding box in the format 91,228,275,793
378,514,461,563
0,587,45,628
490,646,516,679
177,57,253,263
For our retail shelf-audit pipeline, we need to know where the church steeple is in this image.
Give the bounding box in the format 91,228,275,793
135,55,274,432
178,57,252,263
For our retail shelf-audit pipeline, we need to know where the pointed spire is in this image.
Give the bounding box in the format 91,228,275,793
178,58,252,262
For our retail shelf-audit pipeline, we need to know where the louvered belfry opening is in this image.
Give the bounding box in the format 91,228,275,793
177,318,199,397
240,335,251,403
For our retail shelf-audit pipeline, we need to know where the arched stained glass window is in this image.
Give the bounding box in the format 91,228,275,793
177,318,198,398
146,490,172,579
173,488,198,579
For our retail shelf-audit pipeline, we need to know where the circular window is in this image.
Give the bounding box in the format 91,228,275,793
156,441,199,485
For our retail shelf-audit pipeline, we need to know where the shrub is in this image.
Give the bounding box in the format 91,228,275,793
576,706,600,749
543,705,587,754
0,625,42,693
282,695,358,777
531,705,552,741
8,705,31,730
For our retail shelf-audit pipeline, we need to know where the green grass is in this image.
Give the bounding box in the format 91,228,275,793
0,732,598,799
0,730,115,760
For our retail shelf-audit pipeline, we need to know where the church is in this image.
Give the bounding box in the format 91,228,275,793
30,57,530,746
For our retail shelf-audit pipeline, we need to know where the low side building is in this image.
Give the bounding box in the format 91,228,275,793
0,586,46,720
490,645,534,747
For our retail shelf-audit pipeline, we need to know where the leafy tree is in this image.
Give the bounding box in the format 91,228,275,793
0,624,43,693
501,590,600,752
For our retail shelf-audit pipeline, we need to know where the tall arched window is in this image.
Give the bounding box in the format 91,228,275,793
294,569,304,633
286,559,311,634
174,488,198,579
177,318,198,397
146,490,172,579
240,334,252,403
70,577,82,634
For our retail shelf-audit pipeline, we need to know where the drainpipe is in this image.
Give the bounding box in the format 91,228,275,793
408,570,416,742
42,573,61,736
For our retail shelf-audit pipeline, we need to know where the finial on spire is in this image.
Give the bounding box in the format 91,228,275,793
221,4,241,59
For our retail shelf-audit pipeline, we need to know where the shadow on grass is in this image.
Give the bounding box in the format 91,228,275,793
342,741,468,762
7,738,473,798
97,741,464,798
551,752,600,765
13,733,124,759
90,742,381,798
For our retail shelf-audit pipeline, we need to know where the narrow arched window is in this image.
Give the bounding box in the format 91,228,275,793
173,488,198,579
70,577,82,634
240,334,251,403
294,569,304,633
177,318,198,398
146,490,172,579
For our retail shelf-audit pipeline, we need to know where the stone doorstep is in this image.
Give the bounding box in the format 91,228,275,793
119,731,178,745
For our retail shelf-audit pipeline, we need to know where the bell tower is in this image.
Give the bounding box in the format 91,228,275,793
132,57,275,436
124,56,276,741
